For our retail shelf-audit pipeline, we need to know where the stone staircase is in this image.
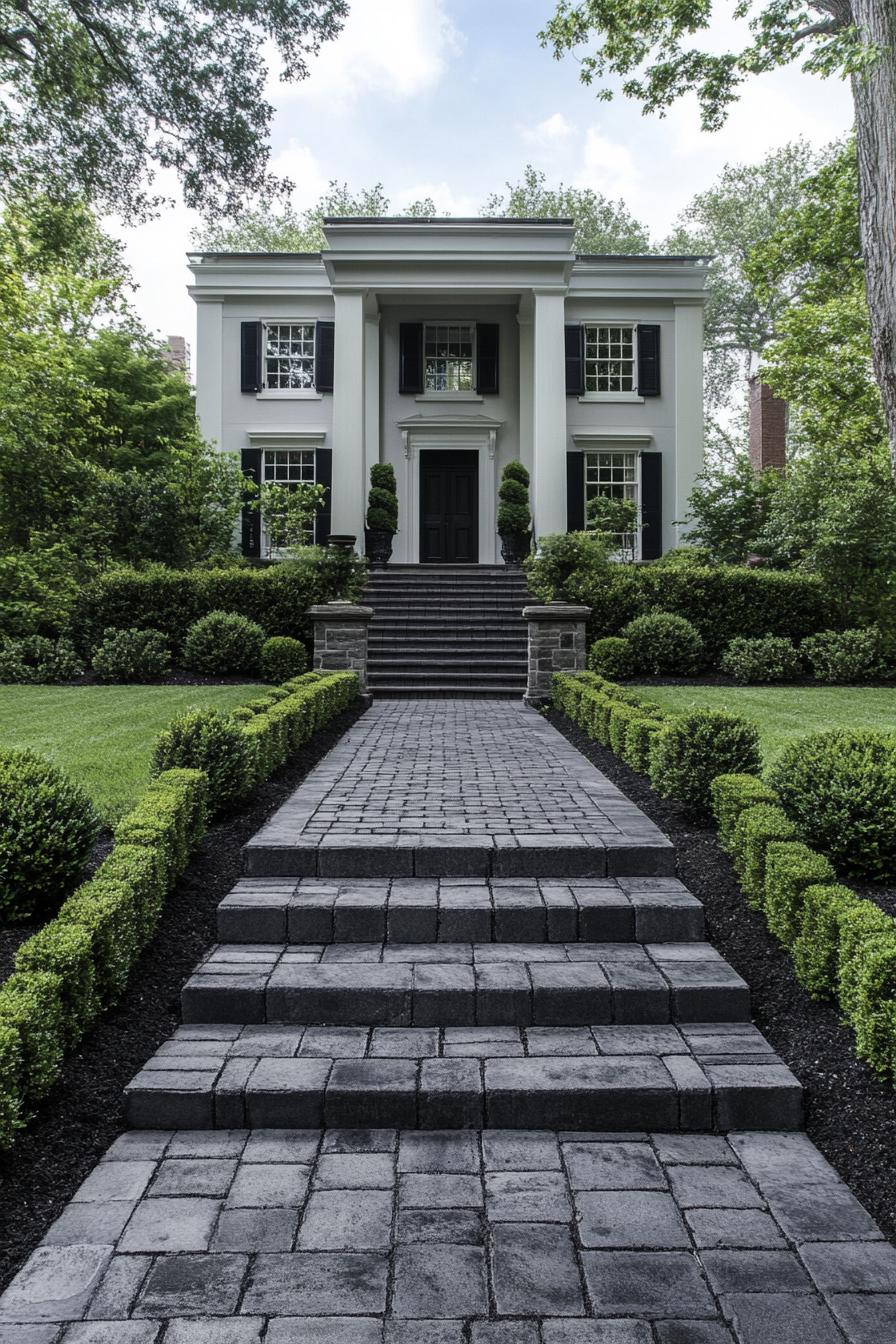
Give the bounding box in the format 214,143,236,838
125,874,802,1133
363,564,529,697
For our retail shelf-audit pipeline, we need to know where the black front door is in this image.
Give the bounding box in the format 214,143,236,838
420,451,479,563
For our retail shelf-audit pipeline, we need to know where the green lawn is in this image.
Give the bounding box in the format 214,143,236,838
631,684,896,763
0,684,259,823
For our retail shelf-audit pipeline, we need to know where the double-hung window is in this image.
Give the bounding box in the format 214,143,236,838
262,449,317,551
424,323,475,392
583,324,636,394
263,322,316,391
585,451,640,559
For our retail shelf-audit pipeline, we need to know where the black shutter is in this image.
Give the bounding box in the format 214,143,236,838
637,324,661,397
566,452,585,532
564,325,584,396
240,448,262,557
315,448,333,546
399,322,424,394
240,321,262,393
640,451,663,559
315,321,334,393
475,323,499,395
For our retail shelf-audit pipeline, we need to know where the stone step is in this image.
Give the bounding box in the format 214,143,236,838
180,942,750,1028
367,634,527,646
124,1021,802,1131
217,877,706,946
366,685,528,699
368,662,528,678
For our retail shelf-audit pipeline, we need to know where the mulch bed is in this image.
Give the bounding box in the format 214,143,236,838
548,707,896,1246
0,703,363,1291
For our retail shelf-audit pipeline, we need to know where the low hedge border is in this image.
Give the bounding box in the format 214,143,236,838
0,669,360,1145
553,670,896,1083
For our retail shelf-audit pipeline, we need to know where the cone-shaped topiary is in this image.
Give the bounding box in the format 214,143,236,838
366,464,398,534
497,459,531,536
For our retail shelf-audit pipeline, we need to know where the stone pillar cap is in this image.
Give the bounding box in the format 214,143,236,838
523,603,591,621
307,602,374,621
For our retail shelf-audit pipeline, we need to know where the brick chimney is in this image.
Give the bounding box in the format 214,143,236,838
748,376,787,472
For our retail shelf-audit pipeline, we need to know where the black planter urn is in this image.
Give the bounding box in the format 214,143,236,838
499,529,532,566
365,528,394,569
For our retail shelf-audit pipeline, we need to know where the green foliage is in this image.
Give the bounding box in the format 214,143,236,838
0,749,98,921
767,731,896,880
551,672,669,772
365,462,399,534
58,880,139,1002
586,494,638,556
0,971,65,1106
0,643,30,684
497,460,532,535
588,637,634,679
720,636,802,684
260,637,307,684
257,481,328,556
525,532,613,603
792,883,862,999
621,612,704,675
802,628,883,684
730,804,799,907
153,710,253,809
0,546,87,639
483,165,651,253
15,924,95,1045
183,611,267,676
0,1024,21,1146
683,457,783,563
13,636,84,683
92,627,171,683
763,841,836,947
608,701,639,757
710,774,779,850
850,937,896,1076
624,715,667,773
649,711,762,813
76,555,364,654
838,903,896,1024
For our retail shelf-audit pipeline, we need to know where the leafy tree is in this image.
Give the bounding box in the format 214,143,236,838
541,0,896,479
0,0,347,220
483,165,651,253
682,455,782,564
197,183,439,252
747,142,887,460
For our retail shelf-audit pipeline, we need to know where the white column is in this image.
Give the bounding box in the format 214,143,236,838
531,290,568,540
517,296,535,476
194,301,223,449
363,305,381,489
674,300,705,546
331,289,366,542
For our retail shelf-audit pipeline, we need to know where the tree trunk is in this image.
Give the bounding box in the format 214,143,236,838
852,0,896,478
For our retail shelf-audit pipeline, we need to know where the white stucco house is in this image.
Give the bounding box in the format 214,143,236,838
189,218,708,564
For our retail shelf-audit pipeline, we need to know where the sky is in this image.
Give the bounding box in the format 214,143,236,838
113,0,855,361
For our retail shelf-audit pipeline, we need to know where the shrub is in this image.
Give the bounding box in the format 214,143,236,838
0,750,98,922
802,627,882,683
15,923,96,1045
792,883,862,998
852,941,896,1075
92,627,171,683
649,711,762,812
588,637,634,679
74,555,366,655
497,460,531,535
99,843,166,943
720,636,802,684
58,880,138,1003
153,709,252,809
710,774,780,850
0,1024,20,1146
621,612,704,675
366,463,398,533
0,636,84,683
608,701,639,757
837,902,896,1024
730,804,799,906
183,610,266,676
260,636,307,684
525,532,615,604
0,971,64,1104
653,546,717,569
116,768,208,885
0,642,30,683
767,730,896,880
763,841,836,947
624,715,667,773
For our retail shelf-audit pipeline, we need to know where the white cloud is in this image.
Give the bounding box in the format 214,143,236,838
391,180,479,216
575,126,642,200
267,141,328,208
522,112,574,147
275,0,461,105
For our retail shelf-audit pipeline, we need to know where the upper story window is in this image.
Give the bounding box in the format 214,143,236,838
264,322,315,391
424,323,475,392
584,324,635,394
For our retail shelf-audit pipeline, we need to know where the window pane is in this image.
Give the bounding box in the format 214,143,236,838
264,323,316,389
582,323,636,394
424,322,475,392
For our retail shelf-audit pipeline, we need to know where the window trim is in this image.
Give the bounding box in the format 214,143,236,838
583,448,642,562
260,446,318,555
578,321,644,403
419,319,478,397
256,319,322,400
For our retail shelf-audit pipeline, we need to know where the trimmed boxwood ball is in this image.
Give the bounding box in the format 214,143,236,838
183,609,266,676
261,636,307,684
588,637,634,680
649,710,762,812
92,627,171,683
767,730,896,881
621,612,704,675
720,636,802,684
0,749,99,922
802,627,882,683
710,773,780,851
153,708,253,809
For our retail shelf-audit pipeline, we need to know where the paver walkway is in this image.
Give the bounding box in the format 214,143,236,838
2,699,894,1342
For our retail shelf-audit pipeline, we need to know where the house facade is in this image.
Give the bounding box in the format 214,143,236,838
189,218,708,564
